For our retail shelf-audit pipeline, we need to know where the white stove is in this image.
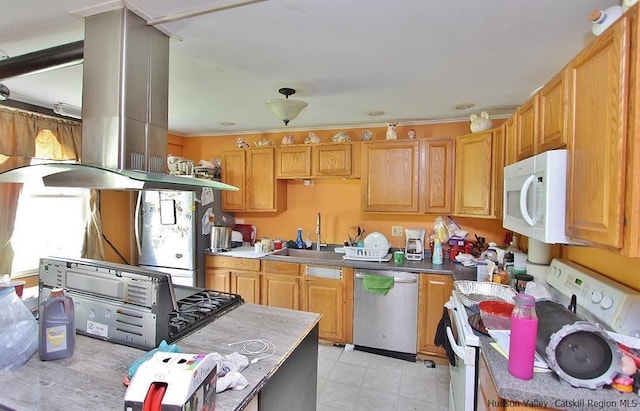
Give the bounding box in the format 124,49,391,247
545,259,640,337
445,258,640,410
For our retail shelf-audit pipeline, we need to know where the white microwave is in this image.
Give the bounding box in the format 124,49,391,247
503,150,581,244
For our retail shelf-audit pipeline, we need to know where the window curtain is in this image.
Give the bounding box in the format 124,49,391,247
0,106,103,273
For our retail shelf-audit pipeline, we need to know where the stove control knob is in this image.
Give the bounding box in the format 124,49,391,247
600,295,614,310
591,291,603,303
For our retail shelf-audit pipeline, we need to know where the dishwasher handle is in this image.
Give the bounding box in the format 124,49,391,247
355,272,417,283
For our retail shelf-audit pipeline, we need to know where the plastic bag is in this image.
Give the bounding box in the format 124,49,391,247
0,287,38,371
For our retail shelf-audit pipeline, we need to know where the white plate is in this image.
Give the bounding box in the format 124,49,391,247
363,232,390,252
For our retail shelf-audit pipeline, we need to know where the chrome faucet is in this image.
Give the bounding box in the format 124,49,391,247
316,212,321,250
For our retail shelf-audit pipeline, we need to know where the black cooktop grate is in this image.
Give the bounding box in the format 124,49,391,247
168,289,243,341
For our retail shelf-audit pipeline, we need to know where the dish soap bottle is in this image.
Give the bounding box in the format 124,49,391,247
432,239,443,265
295,228,304,249
508,293,538,380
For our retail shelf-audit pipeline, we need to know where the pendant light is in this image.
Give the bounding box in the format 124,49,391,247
265,87,308,126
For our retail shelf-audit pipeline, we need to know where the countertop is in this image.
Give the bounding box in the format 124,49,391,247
479,337,639,410
208,246,478,281
0,304,321,411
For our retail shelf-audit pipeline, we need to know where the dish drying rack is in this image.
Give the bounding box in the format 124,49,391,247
342,246,390,262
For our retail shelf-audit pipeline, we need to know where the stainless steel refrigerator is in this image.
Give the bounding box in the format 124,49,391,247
136,188,234,287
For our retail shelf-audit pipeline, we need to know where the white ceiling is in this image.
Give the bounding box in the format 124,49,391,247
0,0,621,136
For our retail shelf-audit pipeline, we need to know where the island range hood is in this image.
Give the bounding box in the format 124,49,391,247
0,7,238,192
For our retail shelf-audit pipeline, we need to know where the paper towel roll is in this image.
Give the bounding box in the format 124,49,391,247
528,238,552,264
526,261,551,291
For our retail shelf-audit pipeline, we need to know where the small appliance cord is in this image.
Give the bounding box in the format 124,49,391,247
228,339,277,364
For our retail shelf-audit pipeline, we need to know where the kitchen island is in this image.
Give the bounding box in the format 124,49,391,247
0,303,321,411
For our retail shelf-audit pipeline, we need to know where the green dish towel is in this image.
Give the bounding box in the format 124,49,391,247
363,274,394,295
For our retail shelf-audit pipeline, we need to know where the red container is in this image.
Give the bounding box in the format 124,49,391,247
479,300,515,330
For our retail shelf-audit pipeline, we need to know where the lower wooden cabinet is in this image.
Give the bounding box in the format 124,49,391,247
302,265,353,343
261,260,301,310
205,255,262,304
417,274,453,356
478,351,555,411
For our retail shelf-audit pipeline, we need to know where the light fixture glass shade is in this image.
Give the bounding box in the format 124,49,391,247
265,98,308,125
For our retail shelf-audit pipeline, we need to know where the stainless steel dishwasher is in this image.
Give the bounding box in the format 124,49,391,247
353,269,419,361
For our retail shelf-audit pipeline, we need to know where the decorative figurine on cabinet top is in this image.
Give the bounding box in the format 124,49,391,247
305,132,321,144
361,130,373,141
385,122,398,140
282,134,295,145
408,129,416,139
236,137,250,148
332,131,351,142
469,112,493,133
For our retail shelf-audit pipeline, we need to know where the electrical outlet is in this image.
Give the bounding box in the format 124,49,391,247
391,226,403,236
235,218,244,224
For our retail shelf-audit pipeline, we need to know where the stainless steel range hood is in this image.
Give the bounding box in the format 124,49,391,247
0,7,238,192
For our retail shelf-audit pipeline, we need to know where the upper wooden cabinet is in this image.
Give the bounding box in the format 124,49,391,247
275,145,311,178
566,13,630,250
515,95,539,161
221,147,287,212
454,129,504,219
507,69,568,164
275,142,358,179
362,140,421,213
362,138,454,214
538,68,568,153
504,116,517,166
313,143,352,177
422,138,455,214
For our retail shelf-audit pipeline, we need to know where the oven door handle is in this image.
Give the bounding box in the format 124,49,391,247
445,325,466,359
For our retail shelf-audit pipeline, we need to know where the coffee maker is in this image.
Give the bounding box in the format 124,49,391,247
405,228,426,261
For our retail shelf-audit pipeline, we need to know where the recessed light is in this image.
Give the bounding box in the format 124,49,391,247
367,110,385,117
452,103,475,110
219,121,236,126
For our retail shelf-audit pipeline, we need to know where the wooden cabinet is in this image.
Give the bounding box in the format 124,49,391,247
417,274,453,356
362,140,421,212
275,143,357,179
515,95,539,161
205,255,262,304
504,116,517,166
422,138,455,214
478,351,554,411
454,129,504,219
538,69,568,153
275,145,311,178
566,14,630,249
221,148,287,212
313,143,352,177
220,150,246,210
262,260,301,310
302,265,353,343
362,139,454,214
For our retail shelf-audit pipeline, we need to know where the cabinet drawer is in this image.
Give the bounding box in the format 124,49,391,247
205,255,261,271
263,260,301,276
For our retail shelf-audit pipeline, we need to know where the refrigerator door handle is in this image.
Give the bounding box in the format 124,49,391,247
135,191,142,255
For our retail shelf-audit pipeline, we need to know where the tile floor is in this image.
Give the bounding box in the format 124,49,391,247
316,344,450,411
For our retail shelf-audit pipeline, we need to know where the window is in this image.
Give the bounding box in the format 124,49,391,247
10,159,86,273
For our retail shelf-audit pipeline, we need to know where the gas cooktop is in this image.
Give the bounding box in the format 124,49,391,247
39,257,243,350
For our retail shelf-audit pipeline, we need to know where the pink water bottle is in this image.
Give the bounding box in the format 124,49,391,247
508,293,538,380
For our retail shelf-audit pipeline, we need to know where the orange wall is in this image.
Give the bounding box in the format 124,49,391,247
173,121,508,248
170,120,640,292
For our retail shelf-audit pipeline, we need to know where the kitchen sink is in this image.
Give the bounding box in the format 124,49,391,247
270,248,344,262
